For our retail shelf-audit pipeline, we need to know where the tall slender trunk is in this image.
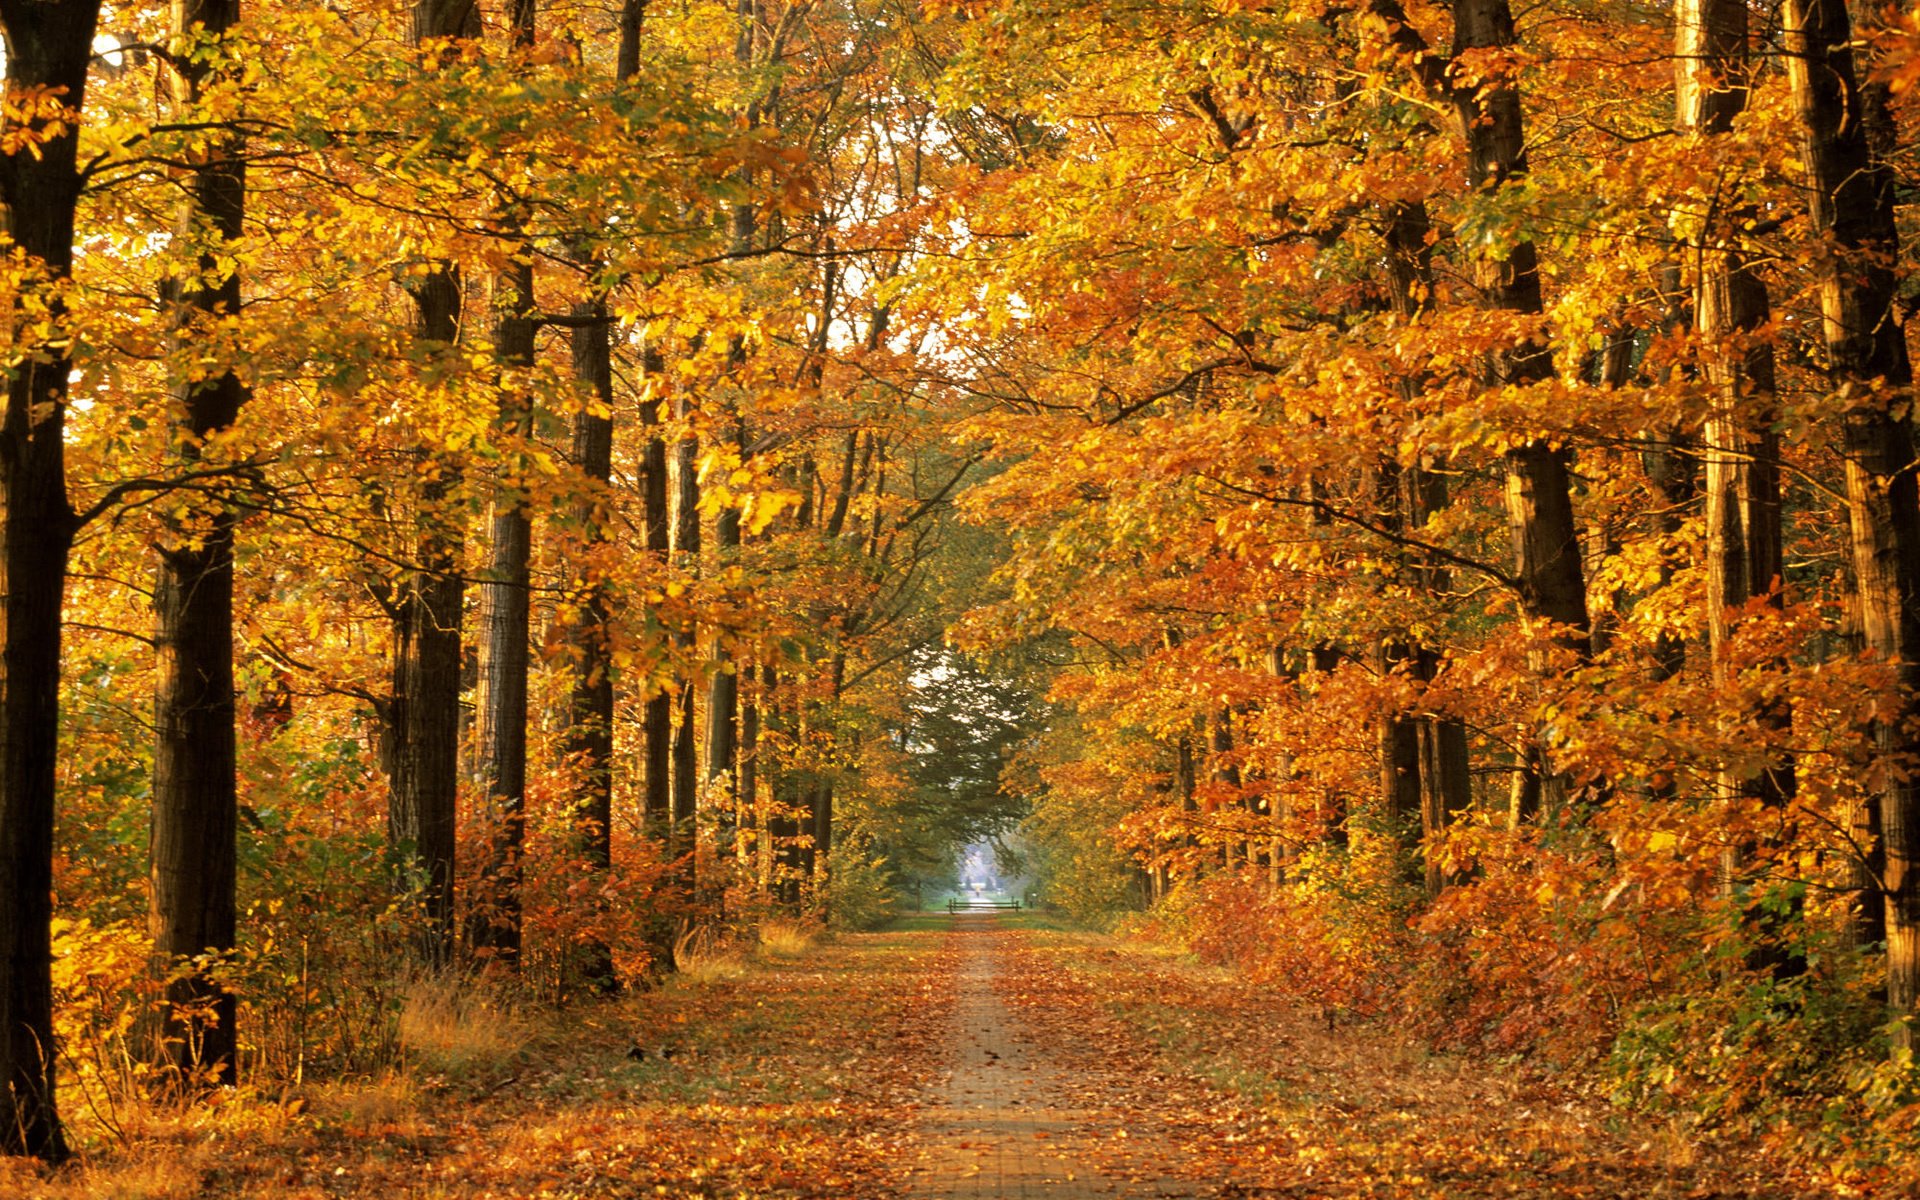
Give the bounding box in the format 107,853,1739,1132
810,652,847,881
705,502,741,810
1372,456,1422,868
1210,708,1247,864
386,0,477,973
1677,0,1798,977
639,343,672,841
555,0,642,996
704,0,759,855
1454,0,1591,819
565,299,617,991
150,0,247,1084
1783,0,1920,1047
671,391,701,860
0,0,97,1156
470,0,540,967
764,667,805,905
758,663,784,895
1645,260,1698,698
1383,198,1471,892
737,664,760,867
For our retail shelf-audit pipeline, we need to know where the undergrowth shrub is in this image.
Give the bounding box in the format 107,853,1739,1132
1149,827,1417,1021
1138,803,1920,1167
823,841,899,931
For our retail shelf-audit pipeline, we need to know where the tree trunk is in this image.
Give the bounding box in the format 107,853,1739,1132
469,3,541,966
671,392,701,860
469,262,535,967
639,344,673,842
385,0,477,974
704,4,757,848
389,281,463,969
1450,0,1592,819
1783,0,1920,1048
737,665,760,868
149,0,246,1086
1415,655,1472,897
811,778,833,877
1678,0,1799,979
1383,198,1472,889
1372,452,1422,866
705,503,741,806
554,0,642,995
565,297,617,992
0,0,98,1160
1639,262,1697,803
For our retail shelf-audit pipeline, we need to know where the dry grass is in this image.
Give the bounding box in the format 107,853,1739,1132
756,916,822,959
672,924,749,981
310,1069,421,1133
0,1154,199,1200
396,975,527,1081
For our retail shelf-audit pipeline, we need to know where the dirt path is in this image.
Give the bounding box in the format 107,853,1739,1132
900,917,1866,1200
907,915,1189,1198
5,917,1892,1199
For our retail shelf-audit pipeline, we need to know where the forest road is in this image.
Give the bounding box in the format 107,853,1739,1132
905,915,1195,1199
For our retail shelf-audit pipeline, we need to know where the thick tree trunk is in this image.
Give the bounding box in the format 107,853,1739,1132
469,1,540,962
1371,451,1423,864
554,0,641,994
811,778,833,876
1451,0,1591,819
149,0,246,1086
1415,655,1472,897
386,0,477,973
1383,199,1472,891
389,273,463,968
1678,0,1799,978
469,253,536,967
565,298,617,992
1783,0,1920,1047
1209,709,1248,864
1640,263,1697,804
758,663,784,894
0,0,99,1160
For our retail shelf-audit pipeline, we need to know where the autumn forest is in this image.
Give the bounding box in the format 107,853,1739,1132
3,0,1920,1193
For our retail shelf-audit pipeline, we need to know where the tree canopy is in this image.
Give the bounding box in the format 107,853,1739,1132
2,0,1920,1173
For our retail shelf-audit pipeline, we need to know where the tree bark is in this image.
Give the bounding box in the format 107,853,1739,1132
565,297,617,992
1453,0,1592,818
705,503,741,810
0,0,99,1159
671,391,701,860
1383,198,1472,892
639,343,673,842
385,0,478,973
553,0,643,996
1783,0,1920,1047
737,664,760,868
704,1,759,850
469,0,540,967
149,0,248,1084
1677,0,1799,978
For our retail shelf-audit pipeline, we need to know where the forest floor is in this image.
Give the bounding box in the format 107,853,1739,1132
1,914,1896,1199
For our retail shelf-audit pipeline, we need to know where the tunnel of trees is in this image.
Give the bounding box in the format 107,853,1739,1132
3,0,1920,1167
